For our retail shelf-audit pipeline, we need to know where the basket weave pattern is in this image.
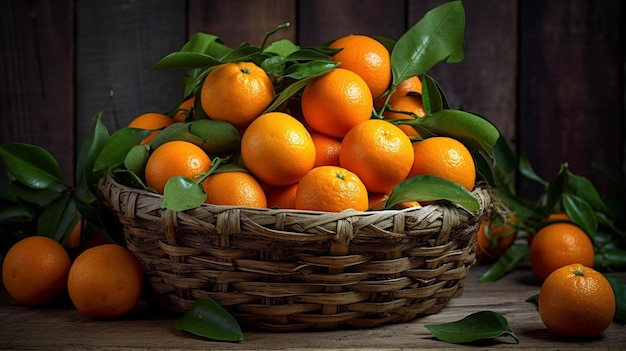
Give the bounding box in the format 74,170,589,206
100,175,492,331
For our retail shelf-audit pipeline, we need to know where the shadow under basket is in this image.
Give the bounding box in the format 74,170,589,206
99,174,493,332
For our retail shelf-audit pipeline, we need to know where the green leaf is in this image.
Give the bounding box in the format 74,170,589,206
282,60,339,80
285,47,337,61
175,298,243,342
607,276,626,323
386,175,479,214
479,244,529,282
518,153,548,188
149,52,222,71
391,0,465,85
75,113,110,194
4,181,62,207
124,145,150,174
420,73,446,114
263,39,299,57
150,33,231,71
425,311,519,344
562,193,597,240
594,249,626,272
566,170,611,214
0,205,34,224
150,119,241,156
406,109,500,155
221,42,263,63
0,143,65,190
263,76,316,113
525,294,539,307
161,176,207,212
181,32,232,57
93,128,153,172
36,192,80,242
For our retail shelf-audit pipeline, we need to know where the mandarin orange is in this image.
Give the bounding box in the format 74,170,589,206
339,119,414,194
301,68,373,138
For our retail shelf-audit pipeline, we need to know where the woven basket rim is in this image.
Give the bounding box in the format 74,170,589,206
101,172,491,219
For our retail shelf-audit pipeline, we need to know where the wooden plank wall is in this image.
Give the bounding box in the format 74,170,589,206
1,0,624,201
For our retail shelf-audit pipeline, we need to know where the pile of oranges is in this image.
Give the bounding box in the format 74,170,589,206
127,34,477,213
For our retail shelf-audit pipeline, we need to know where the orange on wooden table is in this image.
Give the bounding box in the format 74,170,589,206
539,263,615,337
2,236,71,307
67,244,144,319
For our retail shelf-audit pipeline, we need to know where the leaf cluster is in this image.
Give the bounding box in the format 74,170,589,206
0,93,144,251
479,137,626,281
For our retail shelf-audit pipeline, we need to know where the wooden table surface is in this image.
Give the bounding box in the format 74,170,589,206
1,265,624,350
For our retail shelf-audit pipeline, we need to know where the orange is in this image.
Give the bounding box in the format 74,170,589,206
475,215,518,261
202,171,267,208
144,140,211,194
374,75,422,109
2,236,71,307
300,68,373,138
241,112,316,186
528,213,570,246
266,183,299,209
172,96,195,122
368,192,389,210
294,166,368,212
311,133,341,167
539,264,615,337
67,244,144,319
64,217,84,250
339,119,414,194
530,222,595,280
200,61,274,129
329,34,392,99
382,95,426,137
128,112,175,145
408,137,476,191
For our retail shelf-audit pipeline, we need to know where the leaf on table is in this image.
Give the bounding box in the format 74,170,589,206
425,311,519,344
525,294,539,307
175,298,243,342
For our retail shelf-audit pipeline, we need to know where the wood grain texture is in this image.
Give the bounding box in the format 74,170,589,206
297,0,406,45
0,0,74,182
518,0,624,198
0,266,624,350
74,0,186,144
188,0,297,46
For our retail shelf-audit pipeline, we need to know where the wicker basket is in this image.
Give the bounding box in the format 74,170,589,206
99,174,492,331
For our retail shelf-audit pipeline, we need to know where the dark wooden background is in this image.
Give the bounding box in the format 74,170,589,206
1,0,624,201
